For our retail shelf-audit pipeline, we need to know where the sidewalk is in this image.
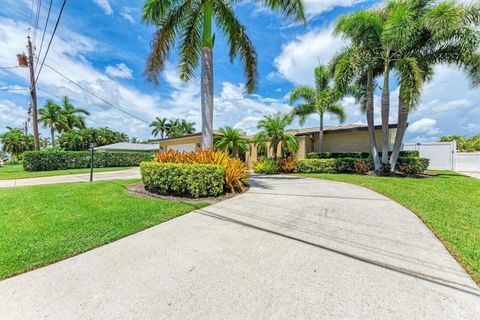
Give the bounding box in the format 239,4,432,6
0,167,141,188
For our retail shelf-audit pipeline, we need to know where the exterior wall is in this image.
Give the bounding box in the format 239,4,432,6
313,128,396,153
158,136,202,152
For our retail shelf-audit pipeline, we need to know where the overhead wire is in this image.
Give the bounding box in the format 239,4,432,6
32,0,43,46
34,0,54,74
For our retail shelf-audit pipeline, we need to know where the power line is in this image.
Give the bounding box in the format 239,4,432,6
0,66,20,70
35,0,67,83
37,62,150,124
32,0,43,46
35,0,54,75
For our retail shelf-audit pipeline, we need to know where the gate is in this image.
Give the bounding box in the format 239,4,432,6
403,141,456,170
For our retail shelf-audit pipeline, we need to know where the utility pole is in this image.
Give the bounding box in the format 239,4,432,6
27,36,40,150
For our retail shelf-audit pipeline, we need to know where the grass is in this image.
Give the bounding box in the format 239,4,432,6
0,164,130,180
0,179,208,279
298,171,480,284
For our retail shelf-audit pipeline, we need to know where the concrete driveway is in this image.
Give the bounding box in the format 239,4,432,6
0,175,478,319
0,167,140,188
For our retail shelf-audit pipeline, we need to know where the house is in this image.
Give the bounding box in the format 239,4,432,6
94,142,160,152
149,124,398,168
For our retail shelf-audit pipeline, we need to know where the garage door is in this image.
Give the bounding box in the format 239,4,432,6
167,143,196,152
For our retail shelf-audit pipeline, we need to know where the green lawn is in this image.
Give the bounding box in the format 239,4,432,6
0,179,208,279
0,164,130,180
298,171,480,284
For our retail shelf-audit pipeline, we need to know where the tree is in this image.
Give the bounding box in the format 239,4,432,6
58,127,130,151
38,100,65,147
214,126,249,157
142,0,305,149
150,117,168,138
164,118,196,138
333,10,384,171
58,96,90,130
289,64,346,152
0,128,34,160
255,113,298,160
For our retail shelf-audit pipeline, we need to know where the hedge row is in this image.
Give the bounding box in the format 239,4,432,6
307,150,420,159
294,157,429,175
141,162,224,198
23,151,153,171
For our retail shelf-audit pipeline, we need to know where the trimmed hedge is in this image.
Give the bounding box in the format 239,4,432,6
307,150,420,159
295,157,429,175
140,162,224,197
23,151,153,171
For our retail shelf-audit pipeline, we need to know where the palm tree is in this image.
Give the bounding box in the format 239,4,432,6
142,0,305,150
58,96,90,130
214,126,249,157
38,100,65,147
388,0,480,170
150,116,168,138
179,119,196,135
333,10,384,171
255,113,298,160
0,128,34,160
289,64,346,152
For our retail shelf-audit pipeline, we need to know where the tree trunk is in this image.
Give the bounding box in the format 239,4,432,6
201,0,214,150
51,128,55,147
273,144,278,160
318,114,324,153
366,69,381,171
381,58,390,164
389,92,409,171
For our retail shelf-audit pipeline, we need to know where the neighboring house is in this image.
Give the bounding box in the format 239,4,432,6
94,143,160,152
149,124,398,168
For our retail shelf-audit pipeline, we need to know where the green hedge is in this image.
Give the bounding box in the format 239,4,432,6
295,157,429,175
140,162,224,197
254,157,280,174
23,151,153,171
307,150,420,159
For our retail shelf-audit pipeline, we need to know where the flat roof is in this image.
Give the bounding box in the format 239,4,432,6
149,130,221,143
94,142,160,152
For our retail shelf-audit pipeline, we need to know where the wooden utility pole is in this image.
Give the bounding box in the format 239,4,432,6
27,36,40,150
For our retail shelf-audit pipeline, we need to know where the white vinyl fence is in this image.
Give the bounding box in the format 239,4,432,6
403,141,480,172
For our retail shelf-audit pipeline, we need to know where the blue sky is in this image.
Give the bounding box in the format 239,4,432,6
0,0,478,141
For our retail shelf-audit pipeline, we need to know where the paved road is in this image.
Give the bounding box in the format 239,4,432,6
0,167,140,188
1,175,478,319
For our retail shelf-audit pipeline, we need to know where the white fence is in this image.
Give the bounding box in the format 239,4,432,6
403,141,480,172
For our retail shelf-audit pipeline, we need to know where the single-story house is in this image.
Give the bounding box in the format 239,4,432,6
149,124,398,168
94,142,160,152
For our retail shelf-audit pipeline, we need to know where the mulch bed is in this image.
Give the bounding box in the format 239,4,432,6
127,182,247,204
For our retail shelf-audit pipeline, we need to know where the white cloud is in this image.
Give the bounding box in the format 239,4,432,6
0,100,28,130
92,0,113,15
302,0,368,17
274,26,346,85
120,7,135,23
408,118,440,135
105,63,133,79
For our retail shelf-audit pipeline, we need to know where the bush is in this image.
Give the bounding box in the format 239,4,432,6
293,159,337,173
280,157,297,173
335,158,357,173
23,151,153,171
307,150,419,159
141,162,224,198
396,157,429,175
354,158,373,174
254,157,280,174
154,150,248,193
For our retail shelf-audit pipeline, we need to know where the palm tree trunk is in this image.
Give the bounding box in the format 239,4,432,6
381,59,390,164
318,114,324,153
366,69,381,172
389,92,409,172
201,0,214,150
51,128,55,147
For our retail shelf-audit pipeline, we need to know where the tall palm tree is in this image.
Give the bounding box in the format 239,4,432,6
0,128,34,160
289,64,346,152
38,100,64,147
255,113,299,160
388,0,480,170
58,96,90,130
150,116,168,138
179,119,196,135
214,126,249,156
142,0,305,149
333,10,384,171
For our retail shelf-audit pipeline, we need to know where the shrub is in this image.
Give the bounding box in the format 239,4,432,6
141,162,224,198
154,150,248,193
335,158,357,173
280,157,297,173
254,157,280,174
396,157,429,175
307,150,419,159
23,151,153,171
293,159,337,173
354,158,373,174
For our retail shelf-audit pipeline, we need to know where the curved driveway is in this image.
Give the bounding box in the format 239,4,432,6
1,175,479,319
